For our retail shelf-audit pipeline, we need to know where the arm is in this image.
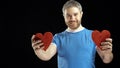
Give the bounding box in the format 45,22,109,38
97,38,113,63
31,35,57,61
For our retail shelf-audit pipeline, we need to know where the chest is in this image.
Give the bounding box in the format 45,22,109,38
58,34,95,56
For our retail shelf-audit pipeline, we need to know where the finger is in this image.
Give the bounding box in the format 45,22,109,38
32,41,43,47
31,35,35,42
34,40,42,45
101,42,112,47
33,43,44,50
105,38,112,43
101,45,112,49
101,45,112,51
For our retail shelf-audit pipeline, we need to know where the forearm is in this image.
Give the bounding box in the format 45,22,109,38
97,38,113,63
34,43,57,61
97,47,113,64
34,48,51,61
102,52,113,63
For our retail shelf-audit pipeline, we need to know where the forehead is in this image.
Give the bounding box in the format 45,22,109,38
64,7,80,14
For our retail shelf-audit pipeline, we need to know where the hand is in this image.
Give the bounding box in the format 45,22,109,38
31,35,44,51
97,38,113,63
99,38,113,53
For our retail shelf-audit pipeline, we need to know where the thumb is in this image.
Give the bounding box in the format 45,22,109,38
31,35,35,42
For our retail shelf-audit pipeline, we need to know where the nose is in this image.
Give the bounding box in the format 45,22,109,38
70,15,75,20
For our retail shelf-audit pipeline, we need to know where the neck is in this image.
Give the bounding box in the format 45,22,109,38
66,24,84,33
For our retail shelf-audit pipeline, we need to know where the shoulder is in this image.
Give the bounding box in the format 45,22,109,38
83,28,93,33
54,31,67,37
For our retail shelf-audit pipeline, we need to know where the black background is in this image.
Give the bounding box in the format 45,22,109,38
1,0,119,68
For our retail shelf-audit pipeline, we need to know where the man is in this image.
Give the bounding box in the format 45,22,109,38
31,0,113,68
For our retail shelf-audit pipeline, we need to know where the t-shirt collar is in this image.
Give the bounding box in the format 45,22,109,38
66,24,84,33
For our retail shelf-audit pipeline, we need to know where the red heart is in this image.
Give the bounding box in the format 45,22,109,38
92,30,111,49
34,32,53,51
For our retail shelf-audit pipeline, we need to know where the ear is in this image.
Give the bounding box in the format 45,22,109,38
80,11,83,17
62,13,65,17
62,13,66,19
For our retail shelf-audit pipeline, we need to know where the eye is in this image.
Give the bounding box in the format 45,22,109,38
74,13,78,16
66,14,71,17
66,14,72,18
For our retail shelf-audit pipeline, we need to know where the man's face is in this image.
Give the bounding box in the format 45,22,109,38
63,7,83,30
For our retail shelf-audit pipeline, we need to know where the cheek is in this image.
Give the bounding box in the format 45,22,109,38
64,17,69,23
77,17,81,23
64,20,69,26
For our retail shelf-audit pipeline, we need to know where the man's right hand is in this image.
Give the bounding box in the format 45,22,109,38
31,34,57,61
31,35,44,51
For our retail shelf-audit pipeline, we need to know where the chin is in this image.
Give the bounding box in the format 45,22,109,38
70,27,78,30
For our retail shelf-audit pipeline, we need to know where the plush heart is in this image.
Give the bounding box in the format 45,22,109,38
34,32,53,51
92,30,111,49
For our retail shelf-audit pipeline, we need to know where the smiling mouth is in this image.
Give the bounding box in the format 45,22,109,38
69,20,76,23
68,21,76,25
68,23,75,27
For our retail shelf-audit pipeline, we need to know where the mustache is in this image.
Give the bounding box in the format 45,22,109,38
69,20,76,22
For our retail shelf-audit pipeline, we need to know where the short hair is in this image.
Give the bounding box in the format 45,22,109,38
62,0,83,14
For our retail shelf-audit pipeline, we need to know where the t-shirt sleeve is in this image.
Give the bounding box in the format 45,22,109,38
52,34,60,48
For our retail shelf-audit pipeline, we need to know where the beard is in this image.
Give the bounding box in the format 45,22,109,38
66,20,81,30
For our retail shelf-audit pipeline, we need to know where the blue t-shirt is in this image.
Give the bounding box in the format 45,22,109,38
52,28,96,68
